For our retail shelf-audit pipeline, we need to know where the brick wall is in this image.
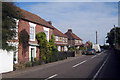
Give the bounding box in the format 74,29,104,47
18,20,30,63
18,19,53,63
75,40,83,46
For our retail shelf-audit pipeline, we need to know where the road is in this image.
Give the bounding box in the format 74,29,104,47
3,49,120,79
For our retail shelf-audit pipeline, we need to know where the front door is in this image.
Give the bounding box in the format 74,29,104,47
31,48,33,62
29,46,36,62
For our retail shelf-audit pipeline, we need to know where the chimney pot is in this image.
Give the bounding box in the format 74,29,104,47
68,29,72,32
48,21,52,25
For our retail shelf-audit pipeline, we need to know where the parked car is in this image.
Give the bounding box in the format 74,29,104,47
85,49,96,55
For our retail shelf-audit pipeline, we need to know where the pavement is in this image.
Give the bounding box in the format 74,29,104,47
2,49,120,80
2,55,84,78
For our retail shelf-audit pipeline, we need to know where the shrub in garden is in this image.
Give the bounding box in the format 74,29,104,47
36,32,49,63
25,62,32,67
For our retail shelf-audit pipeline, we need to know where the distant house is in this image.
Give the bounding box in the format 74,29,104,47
47,21,68,51
10,8,54,64
65,29,83,49
85,41,92,49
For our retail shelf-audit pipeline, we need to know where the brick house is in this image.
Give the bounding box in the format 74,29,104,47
12,8,54,64
47,21,68,52
65,29,83,49
85,41,92,49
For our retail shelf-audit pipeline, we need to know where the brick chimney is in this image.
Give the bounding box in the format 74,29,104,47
48,21,52,25
68,29,72,32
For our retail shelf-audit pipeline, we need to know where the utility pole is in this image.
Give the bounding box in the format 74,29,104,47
96,31,97,44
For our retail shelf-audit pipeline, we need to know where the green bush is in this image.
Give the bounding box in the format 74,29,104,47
14,57,16,61
32,61,38,66
25,62,32,67
13,66,16,71
79,47,86,50
34,58,37,62
69,47,77,51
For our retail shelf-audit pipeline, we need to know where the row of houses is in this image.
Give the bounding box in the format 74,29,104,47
10,7,83,64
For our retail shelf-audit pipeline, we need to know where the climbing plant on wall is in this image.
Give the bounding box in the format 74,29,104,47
36,32,58,63
19,29,29,55
36,32,49,62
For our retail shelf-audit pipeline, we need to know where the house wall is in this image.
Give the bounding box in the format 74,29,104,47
55,36,68,45
68,39,75,47
18,19,53,63
18,20,30,63
55,36,68,51
74,40,83,46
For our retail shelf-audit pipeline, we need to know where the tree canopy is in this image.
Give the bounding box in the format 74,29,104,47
106,27,120,48
2,2,22,51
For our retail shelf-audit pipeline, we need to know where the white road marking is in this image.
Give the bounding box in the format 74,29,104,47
98,53,101,55
45,74,58,80
73,60,87,68
82,55,85,56
91,55,96,59
92,53,110,80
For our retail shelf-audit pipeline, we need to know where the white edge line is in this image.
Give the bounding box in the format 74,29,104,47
91,55,96,59
73,60,87,68
92,53,110,80
45,74,58,80
98,53,101,55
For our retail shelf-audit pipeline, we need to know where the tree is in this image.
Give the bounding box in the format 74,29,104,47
2,2,22,51
106,27,120,48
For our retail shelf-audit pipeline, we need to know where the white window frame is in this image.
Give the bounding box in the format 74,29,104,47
43,27,49,41
79,40,81,43
29,22,36,41
65,38,67,42
63,37,65,42
57,46,61,51
12,19,19,40
15,19,19,40
64,46,68,51
55,36,59,41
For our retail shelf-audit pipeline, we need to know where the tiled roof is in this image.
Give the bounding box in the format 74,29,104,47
16,7,54,29
85,41,92,45
65,29,83,40
52,26,68,38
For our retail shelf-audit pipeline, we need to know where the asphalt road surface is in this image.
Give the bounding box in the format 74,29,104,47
3,49,120,79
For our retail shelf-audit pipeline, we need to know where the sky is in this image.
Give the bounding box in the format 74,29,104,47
7,0,120,2
15,2,118,45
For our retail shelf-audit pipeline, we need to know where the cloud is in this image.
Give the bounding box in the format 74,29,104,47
16,2,118,45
